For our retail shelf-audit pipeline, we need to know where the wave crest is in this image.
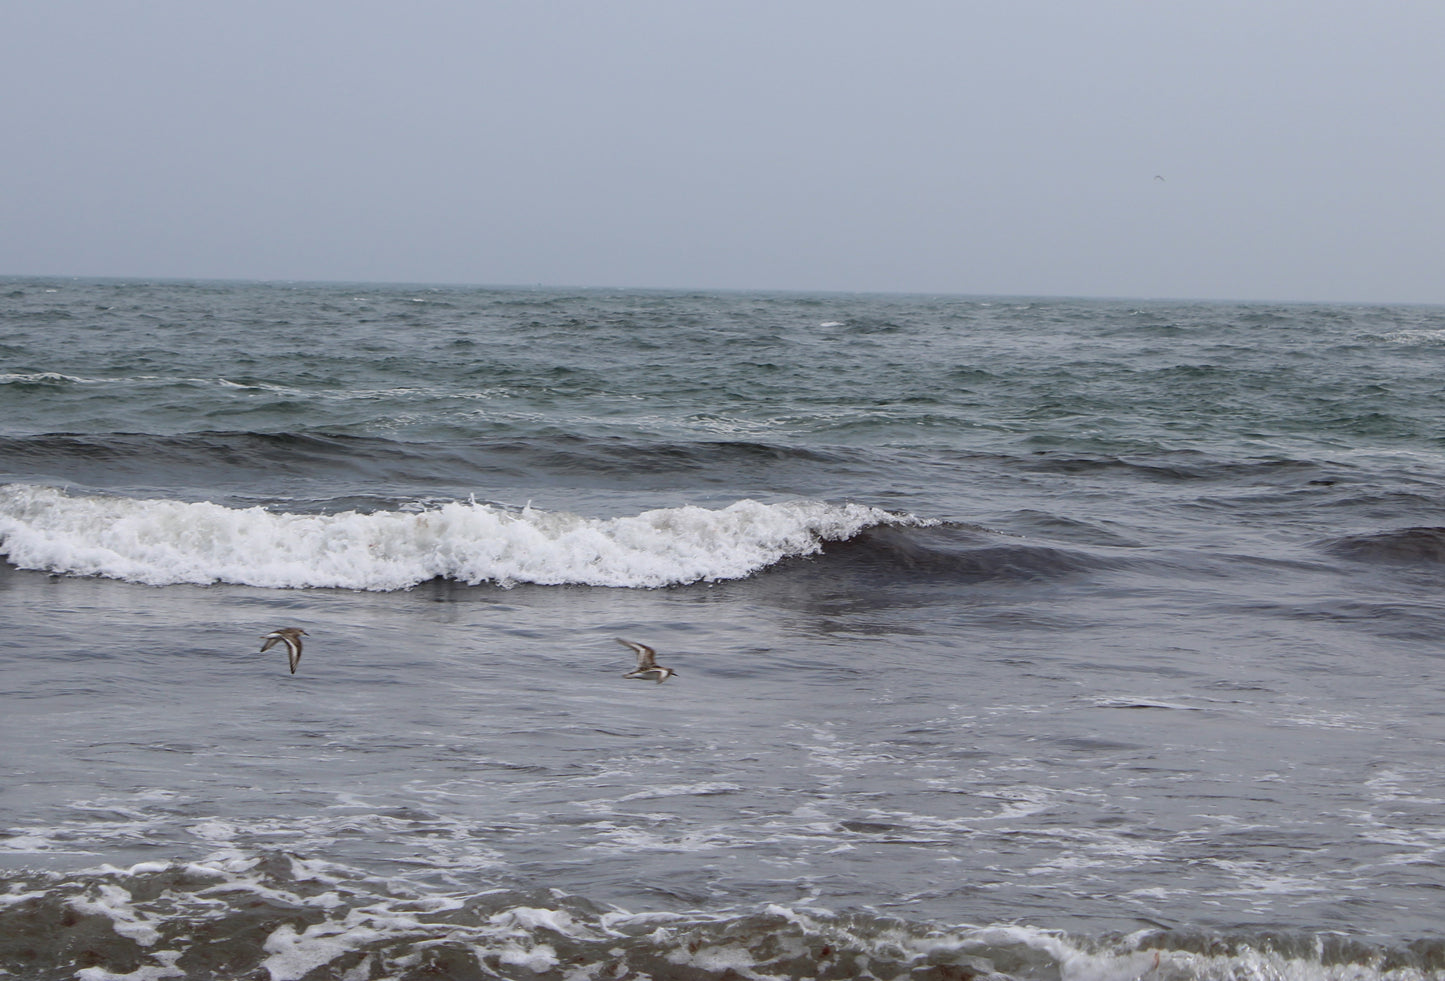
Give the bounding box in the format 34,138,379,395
1323,526,1445,564
0,484,927,590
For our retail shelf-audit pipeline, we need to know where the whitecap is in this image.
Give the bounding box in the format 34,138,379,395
0,371,95,384
0,483,932,591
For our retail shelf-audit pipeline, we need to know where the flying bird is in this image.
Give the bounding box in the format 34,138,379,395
617,638,676,684
260,627,308,674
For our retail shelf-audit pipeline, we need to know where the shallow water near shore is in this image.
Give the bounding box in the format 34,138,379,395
2,279,1444,979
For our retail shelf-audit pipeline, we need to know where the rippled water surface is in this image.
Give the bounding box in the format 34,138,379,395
2,279,1444,980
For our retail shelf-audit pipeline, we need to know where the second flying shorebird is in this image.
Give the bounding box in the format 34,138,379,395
617,638,677,683
261,627,308,674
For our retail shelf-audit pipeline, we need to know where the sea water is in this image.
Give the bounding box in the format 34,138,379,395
2,279,1443,980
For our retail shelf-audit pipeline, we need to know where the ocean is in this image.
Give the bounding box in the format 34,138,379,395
1,278,1443,981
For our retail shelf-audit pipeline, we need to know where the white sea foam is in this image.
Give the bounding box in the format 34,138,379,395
0,371,98,384
263,921,377,981
0,370,291,392
0,483,926,590
616,782,743,803
74,950,185,981
1372,329,1445,345
67,883,163,947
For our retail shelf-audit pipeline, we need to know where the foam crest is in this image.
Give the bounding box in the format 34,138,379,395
0,371,97,385
0,483,926,590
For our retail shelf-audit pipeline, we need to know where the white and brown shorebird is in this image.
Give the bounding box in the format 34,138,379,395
260,627,308,674
617,638,676,684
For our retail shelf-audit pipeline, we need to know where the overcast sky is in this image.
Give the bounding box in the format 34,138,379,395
3,2,1443,302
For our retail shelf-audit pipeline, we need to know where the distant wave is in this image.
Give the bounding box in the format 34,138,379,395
0,371,101,386
1323,526,1445,564
809,523,1111,583
0,483,929,590
0,430,854,490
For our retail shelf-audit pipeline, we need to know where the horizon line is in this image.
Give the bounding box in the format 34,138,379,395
2,271,1441,309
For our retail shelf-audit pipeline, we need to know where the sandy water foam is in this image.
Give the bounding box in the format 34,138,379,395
6,856,1443,981
6,770,1443,980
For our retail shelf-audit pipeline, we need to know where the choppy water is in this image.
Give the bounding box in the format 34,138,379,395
2,278,1444,980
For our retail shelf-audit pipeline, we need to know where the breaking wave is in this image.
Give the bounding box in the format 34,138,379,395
0,483,928,590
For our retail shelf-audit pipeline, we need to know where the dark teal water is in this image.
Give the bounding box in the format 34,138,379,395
2,279,1444,980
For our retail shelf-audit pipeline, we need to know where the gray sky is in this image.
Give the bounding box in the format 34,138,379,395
4,2,1443,303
